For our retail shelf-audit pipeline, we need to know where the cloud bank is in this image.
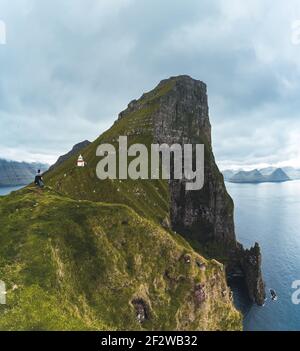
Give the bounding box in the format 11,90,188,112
0,0,300,168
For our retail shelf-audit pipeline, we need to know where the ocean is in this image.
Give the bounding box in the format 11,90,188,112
0,185,24,196
226,180,300,331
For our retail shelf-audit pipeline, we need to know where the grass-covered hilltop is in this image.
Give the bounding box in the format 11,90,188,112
0,75,262,331
0,187,241,331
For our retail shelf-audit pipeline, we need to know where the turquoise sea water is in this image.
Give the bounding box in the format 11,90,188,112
226,180,300,331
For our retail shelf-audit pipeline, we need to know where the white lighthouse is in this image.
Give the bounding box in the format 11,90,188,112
77,154,85,167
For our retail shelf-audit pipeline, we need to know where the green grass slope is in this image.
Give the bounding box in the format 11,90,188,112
44,101,169,224
0,187,241,331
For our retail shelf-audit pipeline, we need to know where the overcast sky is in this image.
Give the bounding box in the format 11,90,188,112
0,0,300,169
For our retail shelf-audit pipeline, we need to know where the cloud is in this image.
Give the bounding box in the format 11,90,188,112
0,0,300,168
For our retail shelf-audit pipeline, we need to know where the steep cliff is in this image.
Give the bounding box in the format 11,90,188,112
115,75,266,305
45,76,265,306
239,243,265,304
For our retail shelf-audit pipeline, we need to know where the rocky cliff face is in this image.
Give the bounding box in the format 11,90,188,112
119,75,265,305
239,243,265,304
152,77,235,245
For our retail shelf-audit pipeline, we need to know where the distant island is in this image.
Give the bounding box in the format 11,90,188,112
0,159,49,187
222,167,299,183
0,141,91,188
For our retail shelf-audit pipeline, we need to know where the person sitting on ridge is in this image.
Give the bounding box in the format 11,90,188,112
34,169,44,188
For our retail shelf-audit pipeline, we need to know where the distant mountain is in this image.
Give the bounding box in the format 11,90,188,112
222,170,236,181
223,167,290,183
267,168,290,182
230,169,265,183
260,167,300,179
49,140,91,171
281,167,300,180
0,159,49,187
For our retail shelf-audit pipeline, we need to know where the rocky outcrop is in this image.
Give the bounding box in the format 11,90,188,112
0,159,48,186
151,77,235,246
239,243,265,305
124,75,265,305
49,140,91,171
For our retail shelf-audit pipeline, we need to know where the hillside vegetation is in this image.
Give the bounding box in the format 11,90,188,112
0,187,241,330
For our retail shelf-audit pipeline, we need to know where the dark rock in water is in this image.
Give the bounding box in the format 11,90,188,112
270,289,277,301
238,243,266,305
49,140,91,171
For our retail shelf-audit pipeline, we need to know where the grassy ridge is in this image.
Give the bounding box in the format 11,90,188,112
0,187,241,330
44,102,170,223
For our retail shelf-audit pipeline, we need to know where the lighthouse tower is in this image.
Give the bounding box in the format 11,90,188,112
77,154,85,167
